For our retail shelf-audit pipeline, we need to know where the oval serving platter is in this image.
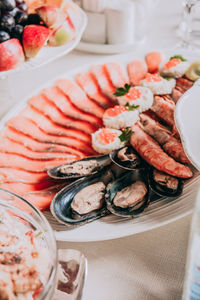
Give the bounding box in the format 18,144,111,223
0,48,199,242
0,2,87,80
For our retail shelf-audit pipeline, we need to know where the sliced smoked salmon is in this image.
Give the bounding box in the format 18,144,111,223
0,137,85,160
20,106,91,144
2,128,87,156
75,72,113,108
42,86,103,125
104,62,128,88
23,183,68,211
56,79,104,120
90,65,117,101
6,117,95,154
127,60,147,86
0,152,77,172
145,52,163,73
0,168,49,184
28,94,96,134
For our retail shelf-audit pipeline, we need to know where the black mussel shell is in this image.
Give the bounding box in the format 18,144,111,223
48,155,111,180
105,170,150,217
110,146,146,171
148,168,184,198
50,169,113,227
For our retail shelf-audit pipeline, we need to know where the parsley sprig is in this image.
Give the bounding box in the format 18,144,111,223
125,103,140,111
162,75,175,81
170,55,187,62
114,83,131,97
119,128,133,142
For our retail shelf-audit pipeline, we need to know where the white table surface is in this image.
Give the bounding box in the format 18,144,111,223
0,0,195,299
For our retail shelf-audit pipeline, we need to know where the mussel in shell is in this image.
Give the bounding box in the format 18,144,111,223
110,146,145,171
148,168,183,197
105,170,150,217
48,155,111,180
50,168,113,226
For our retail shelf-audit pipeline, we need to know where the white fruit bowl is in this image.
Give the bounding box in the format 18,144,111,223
175,79,200,171
0,2,87,80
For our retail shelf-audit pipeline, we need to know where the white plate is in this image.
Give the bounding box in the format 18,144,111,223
0,3,87,80
175,79,200,171
0,48,199,242
76,39,145,54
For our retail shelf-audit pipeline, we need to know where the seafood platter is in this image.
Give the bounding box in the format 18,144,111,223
0,0,87,78
0,49,200,242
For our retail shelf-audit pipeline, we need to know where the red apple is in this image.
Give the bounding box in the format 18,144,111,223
23,25,51,58
0,39,25,72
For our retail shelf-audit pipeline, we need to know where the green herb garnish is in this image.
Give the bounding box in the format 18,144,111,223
119,128,133,142
125,103,140,111
162,75,175,81
170,55,187,62
113,83,131,97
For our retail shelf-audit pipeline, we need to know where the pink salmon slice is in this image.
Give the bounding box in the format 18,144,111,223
2,128,87,156
20,106,91,144
42,86,102,126
104,62,129,88
0,137,84,161
6,117,95,155
56,79,104,120
23,183,68,211
90,65,117,101
145,52,163,73
127,60,147,86
28,94,96,134
0,168,49,184
75,72,113,108
0,152,77,172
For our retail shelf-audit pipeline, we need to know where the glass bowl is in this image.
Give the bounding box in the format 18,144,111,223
0,188,57,300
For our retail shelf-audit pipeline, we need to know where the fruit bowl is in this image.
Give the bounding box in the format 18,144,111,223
0,1,87,79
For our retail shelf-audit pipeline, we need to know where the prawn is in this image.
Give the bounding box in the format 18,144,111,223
139,113,190,164
130,123,193,178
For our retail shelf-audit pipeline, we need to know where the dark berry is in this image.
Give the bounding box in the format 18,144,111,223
15,10,28,25
6,7,20,17
0,0,16,12
11,24,23,41
0,30,10,43
17,2,27,12
27,13,42,25
0,14,15,33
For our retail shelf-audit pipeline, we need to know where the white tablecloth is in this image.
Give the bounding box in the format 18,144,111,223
0,0,194,299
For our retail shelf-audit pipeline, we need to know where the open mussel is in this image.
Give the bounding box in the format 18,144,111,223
105,170,150,217
48,155,111,180
148,167,183,198
110,146,146,171
50,168,113,227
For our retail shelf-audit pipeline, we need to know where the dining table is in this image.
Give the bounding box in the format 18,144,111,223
0,0,197,299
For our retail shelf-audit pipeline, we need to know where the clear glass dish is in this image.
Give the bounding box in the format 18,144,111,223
0,188,57,300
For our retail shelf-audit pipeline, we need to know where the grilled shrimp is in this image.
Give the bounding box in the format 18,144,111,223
139,113,190,164
176,77,194,92
130,123,193,178
151,95,175,128
171,88,183,103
